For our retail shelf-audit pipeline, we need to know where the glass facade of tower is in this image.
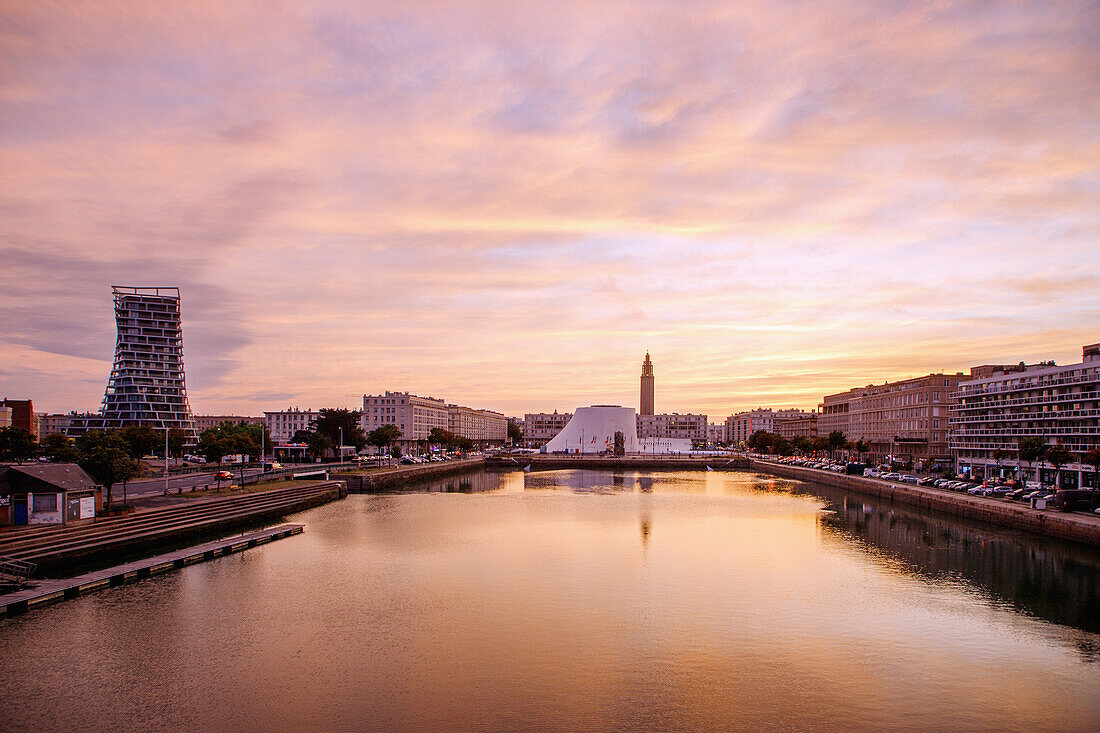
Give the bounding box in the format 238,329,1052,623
68,286,197,441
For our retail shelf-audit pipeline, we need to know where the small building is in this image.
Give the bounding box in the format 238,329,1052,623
0,464,100,526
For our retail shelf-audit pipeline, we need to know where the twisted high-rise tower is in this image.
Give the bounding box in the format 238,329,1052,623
640,352,654,415
68,286,197,440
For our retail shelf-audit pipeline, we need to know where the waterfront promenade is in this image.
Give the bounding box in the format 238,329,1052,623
753,459,1100,548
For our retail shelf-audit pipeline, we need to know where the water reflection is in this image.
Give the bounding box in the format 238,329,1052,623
406,467,1100,636
0,468,1097,732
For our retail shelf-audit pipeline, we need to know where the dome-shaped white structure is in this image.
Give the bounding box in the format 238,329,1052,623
544,406,638,454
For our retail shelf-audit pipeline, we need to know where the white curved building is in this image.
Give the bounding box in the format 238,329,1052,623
544,406,639,454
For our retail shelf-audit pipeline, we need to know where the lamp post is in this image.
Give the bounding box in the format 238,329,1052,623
339,427,344,465
164,427,169,496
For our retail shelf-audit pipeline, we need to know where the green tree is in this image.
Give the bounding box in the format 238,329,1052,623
429,427,457,449
827,431,847,459
853,439,870,462
1045,447,1072,490
292,429,332,460
312,408,366,453
811,436,829,455
76,430,141,510
1018,437,1048,486
747,430,772,453
40,432,80,462
368,424,402,454
167,428,188,460
790,435,811,455
199,423,260,464
0,426,37,463
119,425,161,459
507,422,523,443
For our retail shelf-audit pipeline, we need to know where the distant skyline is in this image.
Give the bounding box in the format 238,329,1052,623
2,2,1098,418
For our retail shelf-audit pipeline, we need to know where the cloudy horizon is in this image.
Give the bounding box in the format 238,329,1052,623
2,1,1098,418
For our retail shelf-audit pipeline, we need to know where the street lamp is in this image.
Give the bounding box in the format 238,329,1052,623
339,427,344,465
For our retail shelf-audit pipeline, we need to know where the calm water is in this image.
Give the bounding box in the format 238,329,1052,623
2,469,1099,732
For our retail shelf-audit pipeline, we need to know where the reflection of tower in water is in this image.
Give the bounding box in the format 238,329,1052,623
640,515,651,550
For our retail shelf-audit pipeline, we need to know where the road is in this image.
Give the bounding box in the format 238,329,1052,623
120,469,269,499
119,460,385,500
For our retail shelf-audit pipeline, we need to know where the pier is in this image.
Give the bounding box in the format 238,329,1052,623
0,524,304,618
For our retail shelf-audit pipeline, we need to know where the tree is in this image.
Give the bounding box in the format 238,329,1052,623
119,425,161,459
1018,437,1048,486
790,435,812,455
1084,448,1100,489
76,430,140,510
312,408,366,454
167,428,188,460
294,430,332,460
429,427,456,448
747,430,772,453
368,424,402,454
507,421,523,443
811,436,829,455
853,439,870,462
40,432,79,462
1045,447,1072,490
0,427,37,463
827,431,847,459
199,423,260,464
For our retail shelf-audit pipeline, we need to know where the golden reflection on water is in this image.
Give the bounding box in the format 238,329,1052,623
0,468,1097,732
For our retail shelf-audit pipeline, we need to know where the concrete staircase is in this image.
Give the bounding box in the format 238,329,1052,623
0,482,344,574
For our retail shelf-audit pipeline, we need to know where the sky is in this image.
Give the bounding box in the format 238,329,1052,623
1,1,1098,420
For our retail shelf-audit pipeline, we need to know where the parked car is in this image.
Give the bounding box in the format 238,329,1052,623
864,468,880,478
900,475,919,484
882,473,902,481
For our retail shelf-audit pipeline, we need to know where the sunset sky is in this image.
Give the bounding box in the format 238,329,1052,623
2,1,1098,419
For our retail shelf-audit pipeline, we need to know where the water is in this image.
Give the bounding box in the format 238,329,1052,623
2,469,1098,732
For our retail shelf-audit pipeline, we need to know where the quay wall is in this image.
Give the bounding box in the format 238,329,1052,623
753,461,1100,548
343,458,485,492
486,455,752,471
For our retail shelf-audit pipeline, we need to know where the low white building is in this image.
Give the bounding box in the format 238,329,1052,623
545,406,639,454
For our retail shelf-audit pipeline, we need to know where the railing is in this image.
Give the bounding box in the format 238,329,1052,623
952,369,1100,399
952,390,1100,411
0,556,36,585
950,408,1100,424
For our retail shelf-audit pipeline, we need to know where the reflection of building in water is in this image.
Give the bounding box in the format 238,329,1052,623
640,516,651,550
806,482,1100,634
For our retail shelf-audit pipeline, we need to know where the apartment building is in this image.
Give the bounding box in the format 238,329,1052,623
448,405,508,443
845,373,962,467
264,408,319,445
362,392,449,450
636,413,707,442
0,406,11,430
194,415,264,433
725,409,812,446
1,399,37,439
819,390,855,438
777,413,818,440
523,411,573,446
950,343,1100,488
707,423,726,444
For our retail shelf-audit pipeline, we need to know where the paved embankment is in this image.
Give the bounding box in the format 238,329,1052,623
486,455,752,471
343,458,485,492
752,461,1100,548
1,524,304,618
0,481,344,574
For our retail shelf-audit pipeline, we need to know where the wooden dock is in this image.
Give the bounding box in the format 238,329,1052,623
0,523,304,619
